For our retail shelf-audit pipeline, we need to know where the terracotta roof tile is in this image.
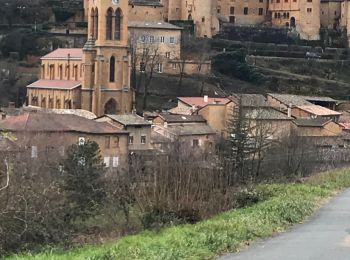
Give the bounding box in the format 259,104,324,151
27,80,81,90
41,48,83,59
296,105,341,116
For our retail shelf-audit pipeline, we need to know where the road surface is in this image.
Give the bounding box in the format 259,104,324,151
219,189,350,260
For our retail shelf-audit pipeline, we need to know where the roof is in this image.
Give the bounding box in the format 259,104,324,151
231,94,270,107
296,105,341,116
102,114,151,126
27,80,81,90
0,113,128,135
339,122,350,130
267,93,337,106
244,107,292,120
158,113,206,123
166,124,216,136
41,48,83,60
129,0,163,6
293,118,333,127
129,21,182,30
178,97,231,109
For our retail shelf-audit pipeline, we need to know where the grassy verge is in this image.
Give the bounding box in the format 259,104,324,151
9,168,350,260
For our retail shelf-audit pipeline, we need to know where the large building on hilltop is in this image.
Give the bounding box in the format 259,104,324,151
27,0,135,117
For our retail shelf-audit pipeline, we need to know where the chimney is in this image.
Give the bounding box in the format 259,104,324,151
204,95,209,103
288,103,292,118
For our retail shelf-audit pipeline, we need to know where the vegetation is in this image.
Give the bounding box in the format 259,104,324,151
7,168,350,260
212,49,263,84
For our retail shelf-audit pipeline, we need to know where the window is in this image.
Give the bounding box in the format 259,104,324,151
259,0,263,2
160,36,165,43
105,136,111,148
193,139,199,147
106,8,113,40
129,136,134,145
141,35,146,43
170,37,175,44
277,0,280,3
149,35,155,43
285,0,288,2
140,62,145,72
230,7,235,14
31,146,38,158
172,63,177,69
104,157,110,167
259,8,263,15
115,9,121,40
307,0,312,2
78,137,85,146
244,7,248,15
307,8,312,13
157,63,163,73
112,157,119,167
110,56,115,82
202,17,205,22
114,137,119,148
141,135,146,144
165,52,171,58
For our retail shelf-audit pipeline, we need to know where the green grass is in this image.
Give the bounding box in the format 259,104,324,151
8,168,350,260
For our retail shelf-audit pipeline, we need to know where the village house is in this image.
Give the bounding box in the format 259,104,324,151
291,105,341,122
27,0,135,117
0,113,130,169
292,118,343,137
152,113,216,151
95,113,153,152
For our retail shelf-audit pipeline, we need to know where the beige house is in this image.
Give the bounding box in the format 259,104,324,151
0,113,130,168
321,0,342,29
152,113,216,151
95,113,153,151
293,118,343,136
27,0,135,117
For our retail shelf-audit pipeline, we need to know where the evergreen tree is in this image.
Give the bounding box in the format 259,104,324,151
62,140,106,221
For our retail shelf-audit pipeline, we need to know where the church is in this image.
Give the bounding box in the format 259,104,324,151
26,0,135,117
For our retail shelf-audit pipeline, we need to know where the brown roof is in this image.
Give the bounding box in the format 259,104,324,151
178,97,231,108
231,94,270,107
158,113,206,123
267,93,337,106
293,118,333,127
101,114,151,126
166,124,216,136
296,105,341,116
0,113,128,135
41,48,83,60
27,80,81,90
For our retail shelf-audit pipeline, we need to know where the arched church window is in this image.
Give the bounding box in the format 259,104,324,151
106,8,113,40
104,98,118,114
115,9,121,40
110,56,115,82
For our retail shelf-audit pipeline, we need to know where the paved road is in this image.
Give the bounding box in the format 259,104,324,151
219,189,350,260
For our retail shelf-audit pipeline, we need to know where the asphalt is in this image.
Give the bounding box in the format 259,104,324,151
219,189,350,260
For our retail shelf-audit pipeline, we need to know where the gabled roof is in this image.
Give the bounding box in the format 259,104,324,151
0,113,128,135
293,118,333,127
231,94,270,107
27,80,81,90
244,107,292,120
158,113,206,123
178,97,231,108
296,105,341,116
166,124,216,136
129,21,182,30
102,114,151,126
41,48,83,60
267,93,337,106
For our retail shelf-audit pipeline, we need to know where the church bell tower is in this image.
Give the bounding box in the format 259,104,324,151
81,0,134,116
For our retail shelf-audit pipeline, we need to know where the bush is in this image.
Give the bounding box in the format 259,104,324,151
235,188,268,208
142,208,201,230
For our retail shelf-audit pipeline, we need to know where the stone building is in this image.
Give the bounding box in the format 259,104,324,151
0,113,130,168
321,0,342,29
269,0,321,40
27,0,135,117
